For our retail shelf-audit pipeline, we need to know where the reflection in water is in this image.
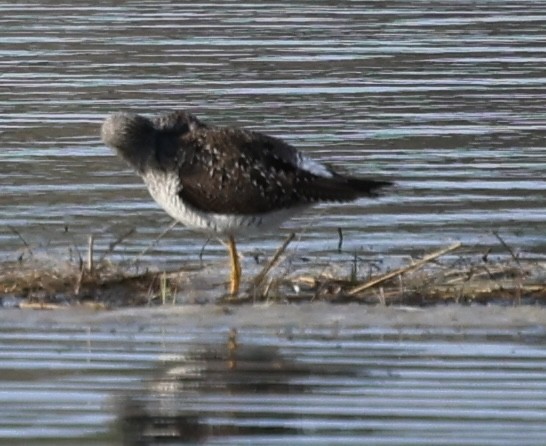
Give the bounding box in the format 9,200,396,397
118,329,357,445
1,320,546,444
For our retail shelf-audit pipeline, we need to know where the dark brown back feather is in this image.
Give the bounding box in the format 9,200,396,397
156,126,391,215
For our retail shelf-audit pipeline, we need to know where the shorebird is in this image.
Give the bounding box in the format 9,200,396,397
101,110,392,296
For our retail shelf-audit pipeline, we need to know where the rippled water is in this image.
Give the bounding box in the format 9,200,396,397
1,307,546,445
1,0,544,270
1,4,546,441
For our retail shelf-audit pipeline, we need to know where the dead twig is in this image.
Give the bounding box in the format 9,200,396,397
131,220,178,264
492,231,524,304
348,242,462,296
492,231,522,267
19,301,66,310
74,266,85,295
251,232,295,291
337,228,343,252
99,228,136,262
8,225,33,257
87,234,94,273
198,238,210,267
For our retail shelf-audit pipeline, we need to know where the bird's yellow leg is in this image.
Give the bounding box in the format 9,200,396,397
227,235,241,296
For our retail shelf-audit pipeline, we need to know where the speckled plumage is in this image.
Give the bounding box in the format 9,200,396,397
101,110,392,236
101,110,393,295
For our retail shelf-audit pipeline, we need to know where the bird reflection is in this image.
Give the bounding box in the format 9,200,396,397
118,329,314,445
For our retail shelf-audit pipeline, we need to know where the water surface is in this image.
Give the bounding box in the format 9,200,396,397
1,0,544,270
1,306,546,445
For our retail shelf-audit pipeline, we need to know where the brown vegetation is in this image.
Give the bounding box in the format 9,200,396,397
0,231,544,309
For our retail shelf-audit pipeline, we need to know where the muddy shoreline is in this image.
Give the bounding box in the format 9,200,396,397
2,303,546,330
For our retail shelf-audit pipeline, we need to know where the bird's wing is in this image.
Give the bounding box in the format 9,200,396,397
169,127,387,215
173,127,307,214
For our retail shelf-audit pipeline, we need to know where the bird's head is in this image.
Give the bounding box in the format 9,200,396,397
101,112,156,173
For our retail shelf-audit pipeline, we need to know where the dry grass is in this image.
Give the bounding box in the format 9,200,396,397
279,254,545,305
242,237,546,305
1,231,545,308
0,258,164,309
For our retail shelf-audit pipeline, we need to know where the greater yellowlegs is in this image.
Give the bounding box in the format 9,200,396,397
101,110,392,296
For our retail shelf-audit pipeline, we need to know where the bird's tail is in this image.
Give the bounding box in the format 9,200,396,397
344,177,393,197
296,175,393,203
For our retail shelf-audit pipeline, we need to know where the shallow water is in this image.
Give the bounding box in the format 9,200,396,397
1,306,546,445
1,4,546,441
0,0,545,271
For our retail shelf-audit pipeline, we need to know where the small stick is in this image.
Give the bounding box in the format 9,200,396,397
99,228,136,262
8,225,33,257
251,232,295,290
262,278,275,302
198,238,210,267
160,271,168,305
19,301,66,310
69,240,84,269
74,266,85,295
348,242,462,296
337,227,343,252
131,220,178,264
87,234,94,273
492,231,525,304
350,251,358,282
492,231,521,267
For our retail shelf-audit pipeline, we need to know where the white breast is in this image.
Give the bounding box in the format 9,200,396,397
142,171,304,237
